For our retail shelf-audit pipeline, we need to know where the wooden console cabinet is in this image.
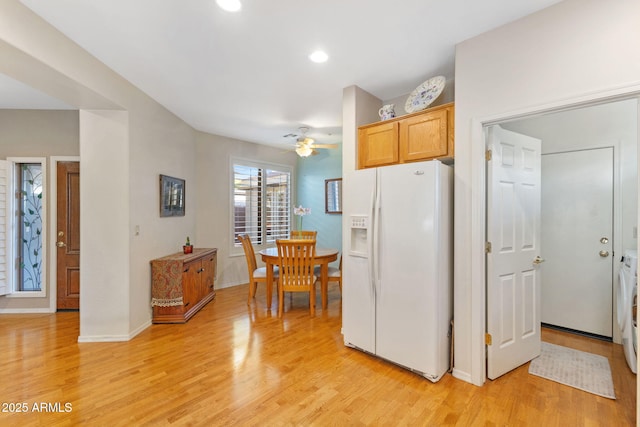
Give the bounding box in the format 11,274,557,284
150,248,217,323
358,102,454,169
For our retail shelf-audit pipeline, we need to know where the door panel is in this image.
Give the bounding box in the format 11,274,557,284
376,162,438,373
487,126,542,380
342,168,376,354
57,161,80,310
541,148,613,336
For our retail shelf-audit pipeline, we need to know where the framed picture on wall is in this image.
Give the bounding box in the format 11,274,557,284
325,178,342,214
159,174,185,217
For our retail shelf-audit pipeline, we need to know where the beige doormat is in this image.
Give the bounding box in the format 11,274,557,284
528,342,615,399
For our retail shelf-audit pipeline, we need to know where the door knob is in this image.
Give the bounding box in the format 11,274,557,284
56,241,66,248
600,237,609,244
533,256,545,265
599,250,609,257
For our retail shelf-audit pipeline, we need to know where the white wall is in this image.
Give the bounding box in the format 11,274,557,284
0,0,199,339
0,110,79,312
194,131,298,289
454,0,640,386
79,110,130,340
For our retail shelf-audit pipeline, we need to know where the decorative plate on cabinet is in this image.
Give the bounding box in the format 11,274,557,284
404,76,446,113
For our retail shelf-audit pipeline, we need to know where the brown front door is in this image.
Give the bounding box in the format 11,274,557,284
56,161,80,310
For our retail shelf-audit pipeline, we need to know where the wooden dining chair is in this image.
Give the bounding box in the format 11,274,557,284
238,234,278,305
290,230,317,240
276,239,317,318
315,254,342,294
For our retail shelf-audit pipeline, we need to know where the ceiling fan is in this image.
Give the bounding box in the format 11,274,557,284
286,127,338,157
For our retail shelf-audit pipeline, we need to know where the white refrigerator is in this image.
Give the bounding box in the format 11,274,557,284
342,160,453,382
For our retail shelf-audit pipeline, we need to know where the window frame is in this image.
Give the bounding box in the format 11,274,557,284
230,157,293,254
4,157,47,298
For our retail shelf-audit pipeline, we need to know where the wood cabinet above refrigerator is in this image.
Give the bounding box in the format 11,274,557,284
357,103,454,169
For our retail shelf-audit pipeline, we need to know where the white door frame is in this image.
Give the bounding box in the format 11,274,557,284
469,91,640,385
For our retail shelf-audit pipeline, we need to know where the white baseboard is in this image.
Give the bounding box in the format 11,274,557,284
77,320,152,343
0,307,56,314
216,280,245,290
78,334,130,343
451,368,474,385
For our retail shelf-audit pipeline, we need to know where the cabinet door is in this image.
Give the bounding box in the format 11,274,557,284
399,108,450,162
182,260,199,311
201,254,216,296
358,122,399,168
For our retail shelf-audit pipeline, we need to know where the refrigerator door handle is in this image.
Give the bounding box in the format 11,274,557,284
372,170,381,289
367,177,377,294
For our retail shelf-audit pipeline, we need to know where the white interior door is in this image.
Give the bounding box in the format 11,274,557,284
487,125,542,380
541,148,614,337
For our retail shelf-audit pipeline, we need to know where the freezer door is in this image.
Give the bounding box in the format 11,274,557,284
342,168,376,353
375,161,451,378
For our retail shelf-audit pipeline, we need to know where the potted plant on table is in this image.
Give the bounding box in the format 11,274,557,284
183,236,193,254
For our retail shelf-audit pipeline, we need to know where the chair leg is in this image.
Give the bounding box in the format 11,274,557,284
278,288,284,318
247,281,256,305
310,285,315,316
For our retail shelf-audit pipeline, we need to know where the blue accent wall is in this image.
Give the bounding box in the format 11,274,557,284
296,146,342,264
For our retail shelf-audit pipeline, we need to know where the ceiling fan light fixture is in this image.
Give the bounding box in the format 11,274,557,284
309,50,329,63
295,145,313,157
216,0,242,12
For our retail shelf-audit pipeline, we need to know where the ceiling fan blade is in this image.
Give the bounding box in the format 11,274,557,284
311,143,338,149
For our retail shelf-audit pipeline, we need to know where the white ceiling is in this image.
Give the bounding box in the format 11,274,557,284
13,0,562,148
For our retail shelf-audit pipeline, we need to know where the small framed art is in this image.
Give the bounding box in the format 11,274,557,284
159,174,185,217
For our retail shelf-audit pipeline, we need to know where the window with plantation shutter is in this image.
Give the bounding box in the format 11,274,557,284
233,161,291,246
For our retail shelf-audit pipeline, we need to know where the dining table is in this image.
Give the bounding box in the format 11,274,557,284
258,247,339,311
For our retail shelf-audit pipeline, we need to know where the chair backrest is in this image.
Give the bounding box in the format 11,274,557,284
277,239,316,290
290,230,317,240
238,234,258,274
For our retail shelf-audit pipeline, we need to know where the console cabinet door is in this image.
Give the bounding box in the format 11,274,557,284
201,254,216,297
182,260,199,311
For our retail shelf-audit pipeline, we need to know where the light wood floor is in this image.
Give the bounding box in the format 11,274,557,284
0,283,636,426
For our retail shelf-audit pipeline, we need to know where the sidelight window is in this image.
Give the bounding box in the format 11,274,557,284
16,163,44,292
0,158,46,297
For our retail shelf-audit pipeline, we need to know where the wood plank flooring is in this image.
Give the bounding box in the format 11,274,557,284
0,283,635,426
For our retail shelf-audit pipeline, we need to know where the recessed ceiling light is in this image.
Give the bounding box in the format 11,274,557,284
309,50,329,63
216,0,241,12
